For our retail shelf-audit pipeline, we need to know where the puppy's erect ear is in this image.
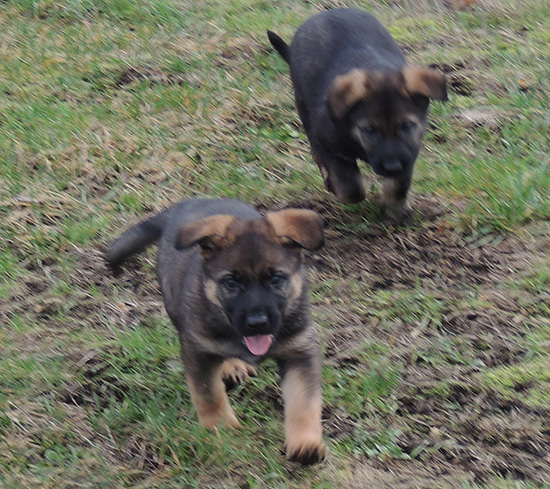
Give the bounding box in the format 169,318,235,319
328,69,369,120
266,209,325,251
176,215,236,259
403,65,447,101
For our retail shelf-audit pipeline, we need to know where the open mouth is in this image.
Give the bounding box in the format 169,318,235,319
243,334,274,356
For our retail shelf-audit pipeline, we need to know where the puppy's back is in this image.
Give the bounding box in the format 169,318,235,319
288,9,405,104
291,8,400,59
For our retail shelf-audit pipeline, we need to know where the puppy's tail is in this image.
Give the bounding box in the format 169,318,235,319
105,208,171,269
267,30,290,64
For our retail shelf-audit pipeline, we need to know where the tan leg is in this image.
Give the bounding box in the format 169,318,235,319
281,366,325,464
381,177,412,223
186,362,240,429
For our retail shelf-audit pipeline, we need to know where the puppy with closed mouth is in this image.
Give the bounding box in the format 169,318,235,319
106,198,326,464
268,8,447,221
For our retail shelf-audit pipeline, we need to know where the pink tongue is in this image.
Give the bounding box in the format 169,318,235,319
243,335,273,356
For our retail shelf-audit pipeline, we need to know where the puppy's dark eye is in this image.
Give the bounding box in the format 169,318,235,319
398,120,417,135
269,272,287,288
361,125,379,138
221,276,240,292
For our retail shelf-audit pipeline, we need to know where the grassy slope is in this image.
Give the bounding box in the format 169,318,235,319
1,0,549,488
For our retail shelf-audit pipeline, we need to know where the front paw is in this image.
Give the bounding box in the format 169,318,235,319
286,439,326,465
220,358,257,391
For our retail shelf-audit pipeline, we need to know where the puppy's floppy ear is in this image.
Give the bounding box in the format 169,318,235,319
266,209,325,251
176,215,236,259
403,65,447,101
328,69,369,120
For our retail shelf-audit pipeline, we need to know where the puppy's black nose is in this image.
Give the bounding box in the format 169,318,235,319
383,159,402,173
245,312,269,330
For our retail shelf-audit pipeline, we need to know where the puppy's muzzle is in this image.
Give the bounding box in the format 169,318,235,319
382,158,403,175
370,139,414,177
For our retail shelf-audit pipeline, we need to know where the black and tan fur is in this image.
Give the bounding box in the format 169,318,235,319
268,8,447,221
106,198,326,464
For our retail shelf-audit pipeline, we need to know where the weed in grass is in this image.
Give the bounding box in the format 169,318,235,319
479,356,550,408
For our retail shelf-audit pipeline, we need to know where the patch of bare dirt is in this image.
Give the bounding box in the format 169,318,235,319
394,380,550,485
114,66,195,88
428,60,514,99
218,37,265,63
299,197,536,291
1,243,163,335
81,65,203,93
456,107,508,130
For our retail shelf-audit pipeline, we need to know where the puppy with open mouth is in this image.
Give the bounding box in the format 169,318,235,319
268,8,447,222
106,198,326,464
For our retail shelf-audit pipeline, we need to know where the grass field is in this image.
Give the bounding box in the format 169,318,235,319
1,0,549,487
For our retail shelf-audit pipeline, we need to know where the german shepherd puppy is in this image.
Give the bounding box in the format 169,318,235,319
268,8,447,221
106,198,326,464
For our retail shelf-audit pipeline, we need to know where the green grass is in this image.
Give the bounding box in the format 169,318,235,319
1,0,549,487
